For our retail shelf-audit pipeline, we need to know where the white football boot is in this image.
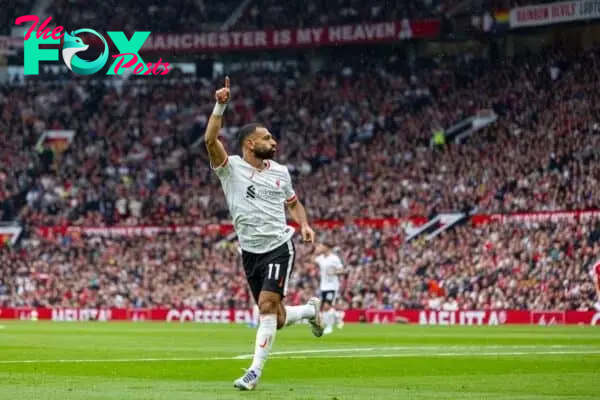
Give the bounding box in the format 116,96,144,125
307,297,325,337
233,369,260,391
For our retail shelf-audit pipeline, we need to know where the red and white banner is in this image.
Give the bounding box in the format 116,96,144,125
471,210,600,226
34,217,429,239
1,307,599,325
0,307,257,323
35,224,236,239
141,20,440,52
510,0,600,29
35,129,75,154
71,20,439,54
33,210,600,239
398,310,586,325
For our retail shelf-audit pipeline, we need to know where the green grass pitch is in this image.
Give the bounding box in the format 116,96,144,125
0,322,599,399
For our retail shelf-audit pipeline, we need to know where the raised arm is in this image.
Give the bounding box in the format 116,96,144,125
205,76,230,168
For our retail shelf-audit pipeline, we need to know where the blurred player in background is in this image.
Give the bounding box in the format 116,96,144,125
313,242,345,334
205,77,324,391
591,258,600,311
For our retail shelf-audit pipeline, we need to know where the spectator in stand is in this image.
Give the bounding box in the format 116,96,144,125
3,47,600,228
2,217,598,312
0,0,35,35
46,0,225,33
235,0,434,30
2,38,600,315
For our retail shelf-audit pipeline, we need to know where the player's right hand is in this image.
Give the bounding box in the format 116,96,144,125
301,224,315,244
215,76,230,104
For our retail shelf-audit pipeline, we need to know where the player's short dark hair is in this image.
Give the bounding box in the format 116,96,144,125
237,123,264,150
322,241,334,249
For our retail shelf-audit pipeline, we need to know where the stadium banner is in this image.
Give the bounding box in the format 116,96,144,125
471,210,600,226
32,211,600,239
360,310,600,325
33,217,430,239
75,20,440,53
35,129,75,154
0,225,22,246
509,0,600,29
35,224,236,239
1,308,599,325
142,20,441,52
0,307,257,323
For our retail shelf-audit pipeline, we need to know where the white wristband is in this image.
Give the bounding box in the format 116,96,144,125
212,102,227,116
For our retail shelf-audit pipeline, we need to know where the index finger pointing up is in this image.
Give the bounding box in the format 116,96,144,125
225,76,230,89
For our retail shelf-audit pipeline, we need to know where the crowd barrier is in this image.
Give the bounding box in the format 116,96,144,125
1,308,599,326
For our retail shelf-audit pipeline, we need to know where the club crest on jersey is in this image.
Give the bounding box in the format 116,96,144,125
275,179,280,188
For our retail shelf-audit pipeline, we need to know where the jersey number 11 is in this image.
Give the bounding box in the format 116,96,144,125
267,263,280,279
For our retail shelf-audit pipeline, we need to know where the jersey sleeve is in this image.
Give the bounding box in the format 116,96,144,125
332,255,344,268
283,168,297,204
211,156,233,180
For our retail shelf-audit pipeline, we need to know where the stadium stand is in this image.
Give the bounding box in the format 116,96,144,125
234,0,441,30
0,0,35,34
46,0,243,33
2,219,599,311
41,0,457,33
2,47,599,227
1,0,599,313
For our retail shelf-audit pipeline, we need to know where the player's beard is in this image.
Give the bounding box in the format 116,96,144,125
253,146,275,160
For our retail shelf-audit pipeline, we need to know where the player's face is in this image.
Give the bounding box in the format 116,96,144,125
249,128,277,160
316,244,330,254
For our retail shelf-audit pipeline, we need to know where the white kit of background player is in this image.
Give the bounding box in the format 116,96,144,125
205,77,325,391
313,242,346,334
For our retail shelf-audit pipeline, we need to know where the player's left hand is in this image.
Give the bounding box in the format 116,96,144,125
300,224,315,243
215,76,230,104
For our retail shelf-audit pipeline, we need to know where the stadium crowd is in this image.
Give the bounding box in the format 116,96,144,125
234,0,444,30
2,47,600,227
33,0,561,38
2,0,35,34
2,16,600,310
2,0,552,40
1,218,599,311
39,0,452,35
45,0,240,32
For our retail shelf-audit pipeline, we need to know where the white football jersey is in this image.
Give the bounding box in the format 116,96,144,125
213,155,296,253
591,259,600,286
315,252,343,291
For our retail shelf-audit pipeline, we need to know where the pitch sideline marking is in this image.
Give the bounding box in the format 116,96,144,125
267,350,600,359
1,346,600,364
231,344,577,359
